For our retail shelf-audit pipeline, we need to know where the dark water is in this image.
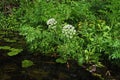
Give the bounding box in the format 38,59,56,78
0,51,100,80
0,30,120,80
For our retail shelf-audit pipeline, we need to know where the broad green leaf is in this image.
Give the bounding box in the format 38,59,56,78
22,60,34,68
7,49,23,56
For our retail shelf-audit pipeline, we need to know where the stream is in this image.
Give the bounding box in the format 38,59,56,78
0,30,120,80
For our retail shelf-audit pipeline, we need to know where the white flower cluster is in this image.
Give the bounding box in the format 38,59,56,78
47,18,57,29
62,24,76,38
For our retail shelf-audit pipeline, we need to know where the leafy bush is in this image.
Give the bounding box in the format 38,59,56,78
0,0,120,66
0,0,30,30
20,18,84,64
90,0,120,26
0,14,20,30
79,20,120,64
15,0,95,27
18,0,120,66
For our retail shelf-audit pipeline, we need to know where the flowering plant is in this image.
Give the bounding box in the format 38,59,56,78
19,0,120,66
47,18,57,26
62,24,76,38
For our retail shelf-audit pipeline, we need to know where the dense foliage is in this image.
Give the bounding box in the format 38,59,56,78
0,0,120,67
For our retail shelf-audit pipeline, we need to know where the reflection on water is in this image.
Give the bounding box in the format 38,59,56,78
0,52,100,80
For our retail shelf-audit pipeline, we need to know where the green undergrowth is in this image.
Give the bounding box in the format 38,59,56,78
0,0,120,69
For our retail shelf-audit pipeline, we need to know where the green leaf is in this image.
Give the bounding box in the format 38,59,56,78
78,57,84,65
0,46,11,50
56,58,67,63
7,49,23,56
22,60,34,68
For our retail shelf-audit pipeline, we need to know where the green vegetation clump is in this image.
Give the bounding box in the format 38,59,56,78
0,0,120,66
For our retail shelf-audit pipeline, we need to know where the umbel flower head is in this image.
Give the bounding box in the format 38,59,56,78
47,18,57,29
62,24,76,38
47,18,57,26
